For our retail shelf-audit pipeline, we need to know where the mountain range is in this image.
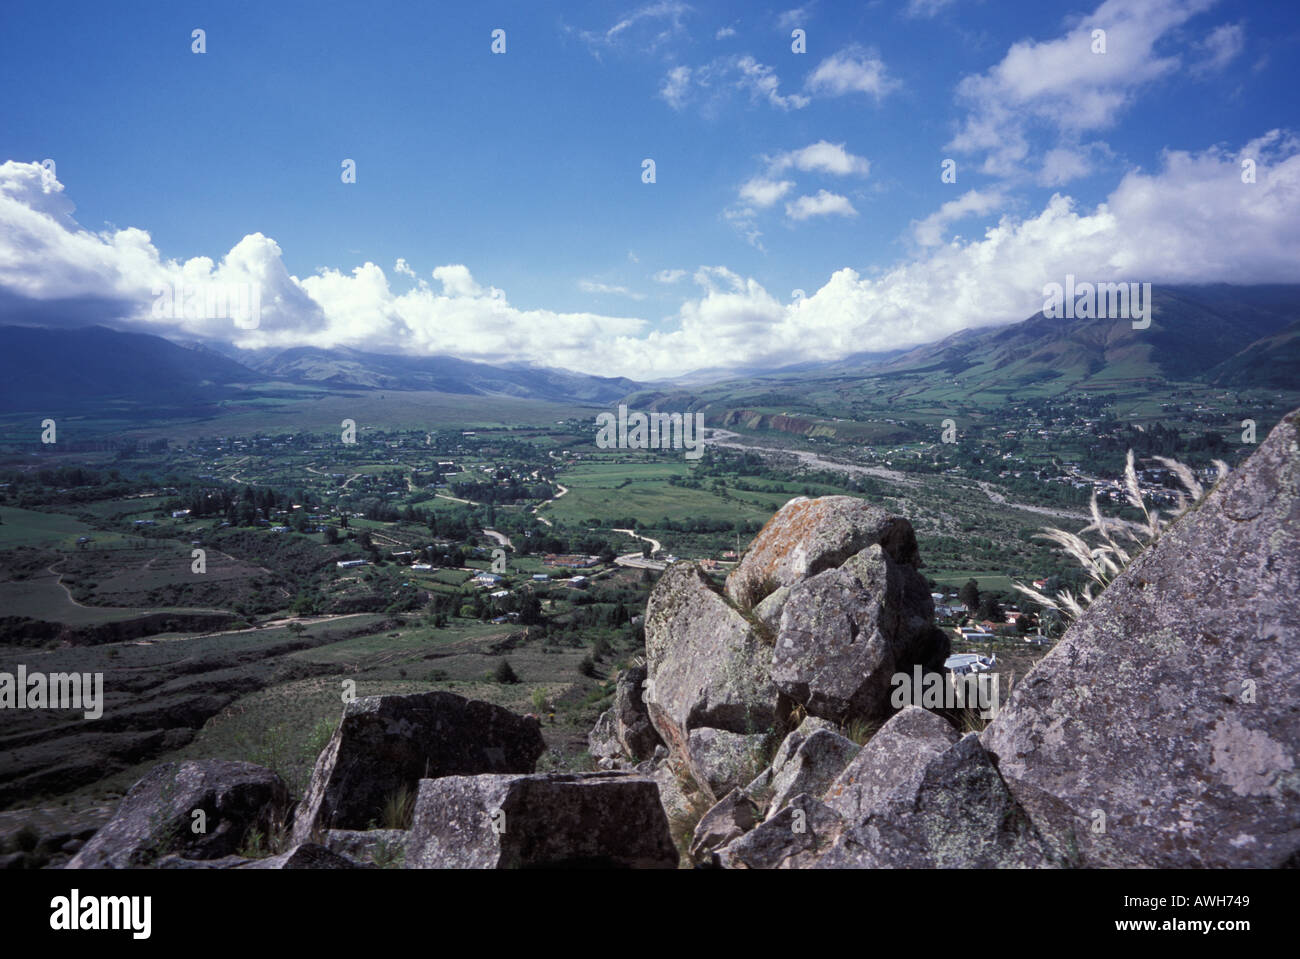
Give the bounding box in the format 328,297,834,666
0,284,1296,417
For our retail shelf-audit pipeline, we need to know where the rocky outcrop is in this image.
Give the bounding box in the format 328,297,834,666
643,562,780,801
981,411,1300,868
725,495,920,609
686,727,770,799
67,760,290,869
405,773,678,869
292,691,545,842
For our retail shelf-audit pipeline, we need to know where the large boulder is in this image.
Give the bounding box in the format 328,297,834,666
771,545,949,722
725,495,920,609
824,706,958,822
292,692,545,842
405,773,678,869
588,708,624,766
614,665,663,760
643,562,780,795
766,728,860,818
67,760,290,869
817,733,1053,868
982,411,1300,868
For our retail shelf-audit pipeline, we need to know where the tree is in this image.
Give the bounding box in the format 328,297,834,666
494,659,519,684
323,525,340,545
959,578,980,611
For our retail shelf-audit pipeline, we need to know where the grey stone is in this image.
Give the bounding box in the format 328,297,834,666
716,794,843,869
772,545,949,722
690,788,759,862
982,411,1300,868
817,733,1053,868
687,727,770,801
405,772,678,869
725,495,920,609
766,728,861,818
67,760,290,869
824,705,959,823
292,691,544,842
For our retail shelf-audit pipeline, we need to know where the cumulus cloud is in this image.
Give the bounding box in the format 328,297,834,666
785,190,858,221
769,140,870,177
912,188,1008,246
738,177,794,207
948,0,1217,181
805,46,898,100
2,133,1298,379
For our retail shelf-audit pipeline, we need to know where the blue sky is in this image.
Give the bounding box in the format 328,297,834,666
1,0,1297,378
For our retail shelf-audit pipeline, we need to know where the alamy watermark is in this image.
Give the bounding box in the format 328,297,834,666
595,405,705,460
890,665,999,719
153,280,261,329
1042,275,1151,329
1,666,103,719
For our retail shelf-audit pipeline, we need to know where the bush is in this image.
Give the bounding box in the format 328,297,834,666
494,659,519,684
578,656,597,678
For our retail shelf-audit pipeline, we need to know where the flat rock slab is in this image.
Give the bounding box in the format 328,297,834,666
405,773,679,869
292,691,544,842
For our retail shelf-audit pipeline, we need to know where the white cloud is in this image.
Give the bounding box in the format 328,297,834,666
662,55,808,112
3,134,1299,379
948,0,1216,180
912,189,1008,246
579,279,646,300
734,55,810,110
580,1,691,54
769,140,869,176
715,26,736,39
777,6,812,31
904,0,959,18
739,177,794,207
805,46,897,100
659,65,692,109
785,190,858,221
654,269,688,283
1192,23,1244,76
394,258,416,279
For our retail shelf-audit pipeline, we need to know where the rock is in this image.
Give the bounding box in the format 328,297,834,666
690,788,759,861
239,843,361,869
67,760,290,869
752,586,792,631
816,733,1053,869
325,829,408,866
643,563,780,789
686,727,770,801
405,773,678,869
982,411,1300,868
769,716,839,775
824,706,958,823
292,691,545,842
766,728,860,818
650,758,698,827
772,545,948,722
588,708,624,764
725,495,920,609
716,794,843,869
614,665,663,760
